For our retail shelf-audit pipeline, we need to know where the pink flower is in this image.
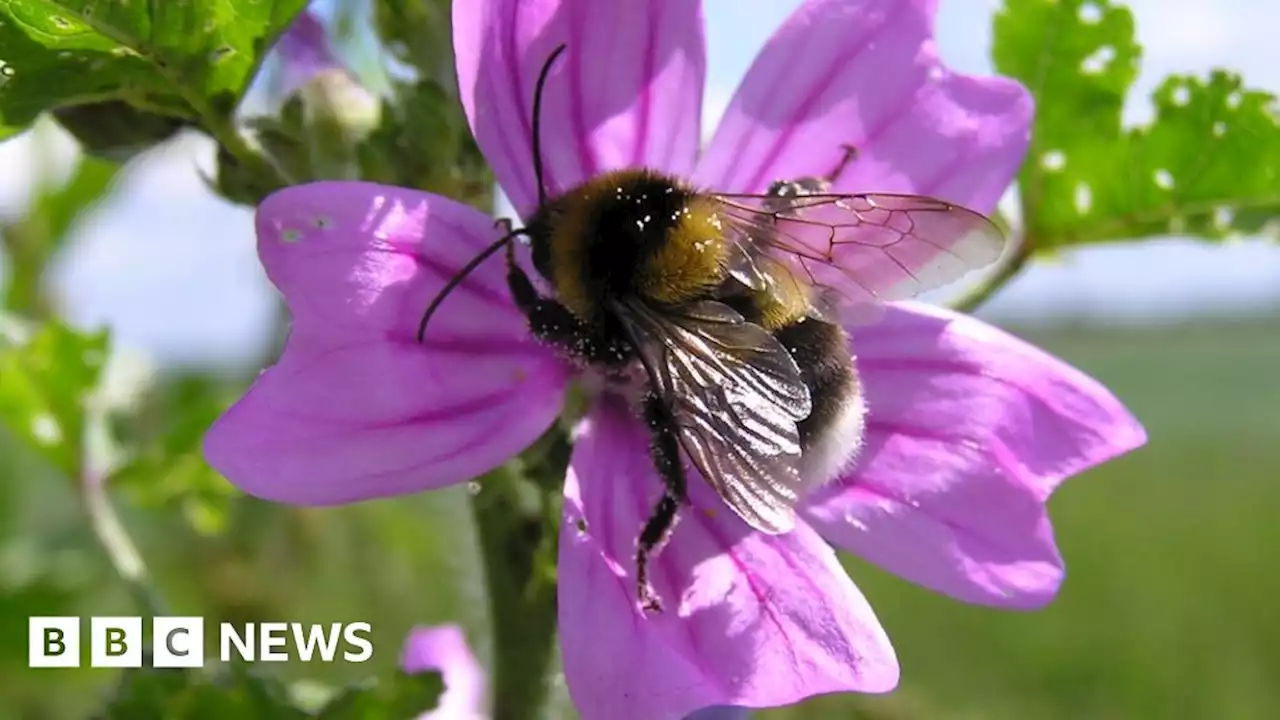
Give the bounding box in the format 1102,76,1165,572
402,625,487,720
273,9,342,98
205,1,1146,718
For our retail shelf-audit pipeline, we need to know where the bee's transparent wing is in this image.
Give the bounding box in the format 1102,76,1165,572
615,299,812,534
712,192,1008,319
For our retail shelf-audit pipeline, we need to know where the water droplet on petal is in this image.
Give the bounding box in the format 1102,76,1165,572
281,228,302,243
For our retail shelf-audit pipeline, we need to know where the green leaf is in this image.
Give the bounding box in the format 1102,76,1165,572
313,670,444,720
0,0,309,138
54,100,186,161
993,0,1280,247
110,377,237,536
99,665,308,720
0,321,107,476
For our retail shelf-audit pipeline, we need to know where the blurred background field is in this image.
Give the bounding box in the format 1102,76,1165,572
3,0,1280,718
3,315,1278,720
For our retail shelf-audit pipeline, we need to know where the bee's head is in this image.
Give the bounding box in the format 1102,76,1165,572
522,197,566,284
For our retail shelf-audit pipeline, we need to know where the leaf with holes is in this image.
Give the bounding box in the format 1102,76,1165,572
0,0,309,139
993,0,1280,246
0,321,107,476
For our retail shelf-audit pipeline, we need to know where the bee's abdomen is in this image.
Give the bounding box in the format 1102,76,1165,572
772,317,866,484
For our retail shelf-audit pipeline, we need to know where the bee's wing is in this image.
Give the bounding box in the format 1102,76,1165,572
711,193,1008,318
614,298,813,534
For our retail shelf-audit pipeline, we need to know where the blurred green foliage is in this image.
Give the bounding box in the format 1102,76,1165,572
100,664,306,720
1,0,1279,718
0,153,120,313
0,321,106,476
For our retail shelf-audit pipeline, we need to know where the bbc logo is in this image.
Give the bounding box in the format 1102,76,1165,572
30,617,373,667
29,617,203,668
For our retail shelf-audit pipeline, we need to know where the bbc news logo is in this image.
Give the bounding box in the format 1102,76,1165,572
29,617,373,668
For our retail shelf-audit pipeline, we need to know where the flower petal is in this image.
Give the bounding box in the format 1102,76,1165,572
559,398,897,720
695,0,1031,213
402,625,486,720
453,0,706,216
203,182,567,505
803,302,1146,608
275,11,341,97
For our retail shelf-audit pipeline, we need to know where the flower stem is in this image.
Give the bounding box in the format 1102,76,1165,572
81,473,166,617
949,232,1033,314
470,427,570,720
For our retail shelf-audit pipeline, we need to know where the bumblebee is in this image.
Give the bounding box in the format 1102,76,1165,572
419,46,1007,612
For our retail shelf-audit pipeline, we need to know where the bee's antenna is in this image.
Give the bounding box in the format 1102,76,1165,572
417,45,566,345
416,228,524,343
532,44,568,207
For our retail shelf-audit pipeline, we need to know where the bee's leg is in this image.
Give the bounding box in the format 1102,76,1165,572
635,392,688,614
822,143,859,184
766,144,860,199
505,244,631,366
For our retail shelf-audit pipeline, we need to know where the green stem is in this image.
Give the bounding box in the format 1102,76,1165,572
471,428,570,720
81,472,165,616
207,115,297,188
949,233,1033,314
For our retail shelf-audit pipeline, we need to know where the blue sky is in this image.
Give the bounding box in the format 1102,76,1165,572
1,0,1277,368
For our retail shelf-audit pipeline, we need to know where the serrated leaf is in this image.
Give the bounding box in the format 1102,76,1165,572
993,0,1280,246
0,321,107,475
313,671,444,720
0,0,309,138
